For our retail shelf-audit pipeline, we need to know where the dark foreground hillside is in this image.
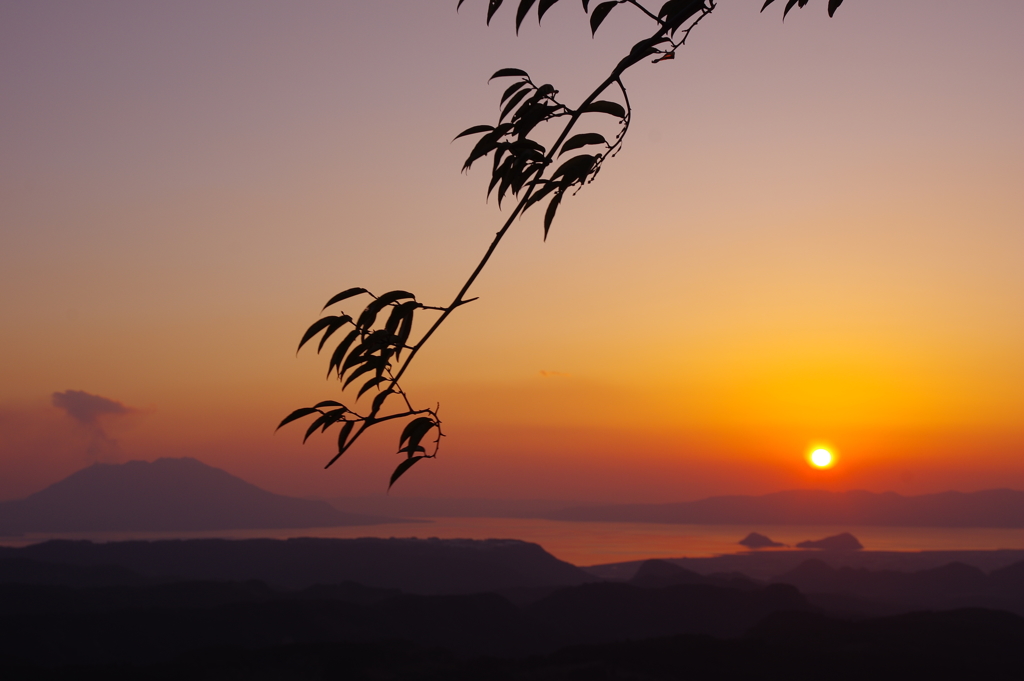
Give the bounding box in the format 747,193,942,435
4,541,1024,679
8,609,1024,680
0,578,810,663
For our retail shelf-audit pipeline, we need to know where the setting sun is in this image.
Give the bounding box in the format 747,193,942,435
809,448,834,469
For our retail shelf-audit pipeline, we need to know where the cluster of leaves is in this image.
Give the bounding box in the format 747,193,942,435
455,68,627,237
455,1,738,238
455,0,846,236
763,0,844,20
278,288,442,487
283,0,848,488
474,0,714,37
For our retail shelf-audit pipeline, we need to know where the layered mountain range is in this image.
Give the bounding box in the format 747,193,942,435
3,538,1024,676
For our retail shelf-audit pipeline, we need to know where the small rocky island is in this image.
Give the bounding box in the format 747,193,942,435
738,532,785,549
796,532,863,551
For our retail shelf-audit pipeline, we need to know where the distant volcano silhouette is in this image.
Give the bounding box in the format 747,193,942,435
0,457,397,533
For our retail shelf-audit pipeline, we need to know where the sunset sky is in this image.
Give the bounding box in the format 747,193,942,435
2,0,1022,504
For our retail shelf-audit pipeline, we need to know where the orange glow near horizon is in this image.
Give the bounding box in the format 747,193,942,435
0,2,1022,503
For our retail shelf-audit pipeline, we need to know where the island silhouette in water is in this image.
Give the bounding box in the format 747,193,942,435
739,532,786,549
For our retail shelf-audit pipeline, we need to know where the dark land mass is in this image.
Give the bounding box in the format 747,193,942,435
0,458,401,534
0,536,593,593
795,531,863,550
549,488,1024,526
623,555,1024,618
774,558,1024,617
628,558,762,591
3,579,1023,678
12,613,1023,681
3,542,1024,679
0,563,810,665
587,548,1024,581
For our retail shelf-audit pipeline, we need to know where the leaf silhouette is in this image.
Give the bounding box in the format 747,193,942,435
384,304,407,337
538,0,561,24
489,67,529,82
359,291,412,329
559,133,606,155
543,192,562,240
339,341,369,380
463,130,503,171
357,376,386,400
487,0,505,25
658,0,700,20
589,1,615,35
400,416,436,449
322,287,367,311
526,178,557,208
328,329,359,378
371,388,391,414
629,36,670,57
304,412,336,443
394,303,415,351
317,315,352,353
343,359,383,390
360,328,392,354
488,157,513,200
389,456,424,490
356,306,380,332
500,80,529,104
828,0,843,16
516,0,538,32
454,124,494,140
582,0,591,11
276,407,319,431
511,101,557,138
313,400,344,409
336,420,355,453
373,290,415,309
500,88,531,121
658,0,705,35
532,83,556,101
551,154,595,182
496,170,515,207
580,100,626,118
319,408,348,432
297,316,339,353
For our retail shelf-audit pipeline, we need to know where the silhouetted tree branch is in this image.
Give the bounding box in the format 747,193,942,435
280,0,846,488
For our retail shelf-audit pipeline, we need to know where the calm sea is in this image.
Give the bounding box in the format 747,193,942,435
4,519,1024,567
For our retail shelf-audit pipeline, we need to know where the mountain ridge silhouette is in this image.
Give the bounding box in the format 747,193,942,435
0,457,399,533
